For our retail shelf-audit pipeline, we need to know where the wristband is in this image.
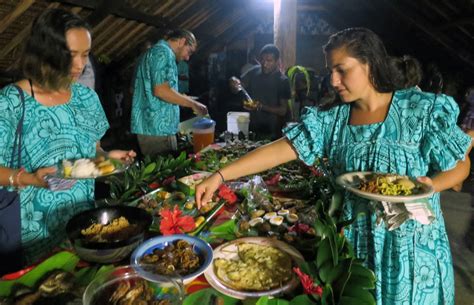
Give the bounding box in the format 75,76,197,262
15,168,26,189
216,170,225,182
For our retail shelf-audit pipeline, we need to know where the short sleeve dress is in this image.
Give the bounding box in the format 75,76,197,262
0,83,109,264
131,40,180,136
284,87,471,305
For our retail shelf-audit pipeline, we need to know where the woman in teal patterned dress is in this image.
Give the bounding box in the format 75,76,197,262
0,9,135,268
196,28,471,304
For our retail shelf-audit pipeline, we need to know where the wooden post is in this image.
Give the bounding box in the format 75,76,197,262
274,0,297,71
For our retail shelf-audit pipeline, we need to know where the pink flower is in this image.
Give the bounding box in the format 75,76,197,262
159,206,195,235
189,153,201,162
162,176,176,186
293,267,323,296
265,173,281,186
288,223,311,234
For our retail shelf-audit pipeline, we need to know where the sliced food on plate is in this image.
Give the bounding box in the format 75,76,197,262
336,171,434,202
214,243,293,291
359,173,420,196
60,157,127,179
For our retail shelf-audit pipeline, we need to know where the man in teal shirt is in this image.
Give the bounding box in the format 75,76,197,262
131,29,207,155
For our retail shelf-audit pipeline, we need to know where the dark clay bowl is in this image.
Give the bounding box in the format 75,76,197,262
66,206,152,263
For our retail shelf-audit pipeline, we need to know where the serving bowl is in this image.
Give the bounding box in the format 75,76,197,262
131,234,213,285
83,265,183,305
66,206,152,263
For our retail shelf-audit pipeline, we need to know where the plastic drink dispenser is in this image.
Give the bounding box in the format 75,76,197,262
192,118,215,152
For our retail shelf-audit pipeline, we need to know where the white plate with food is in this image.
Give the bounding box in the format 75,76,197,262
53,157,130,179
204,237,304,299
335,171,434,203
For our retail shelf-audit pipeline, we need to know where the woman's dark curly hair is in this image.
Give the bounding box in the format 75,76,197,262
323,27,419,92
20,9,91,90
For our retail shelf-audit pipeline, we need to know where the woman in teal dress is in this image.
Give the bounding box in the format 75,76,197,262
0,9,135,268
195,28,471,304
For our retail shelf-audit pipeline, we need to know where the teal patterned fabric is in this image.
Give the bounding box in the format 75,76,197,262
0,83,109,264
131,40,180,136
284,87,472,305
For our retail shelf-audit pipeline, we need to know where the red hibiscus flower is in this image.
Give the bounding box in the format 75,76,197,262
265,173,281,186
293,267,323,296
308,166,324,177
217,184,237,204
159,205,195,235
148,182,160,190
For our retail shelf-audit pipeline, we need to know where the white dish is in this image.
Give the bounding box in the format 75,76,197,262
335,171,434,203
204,237,303,300
53,158,130,180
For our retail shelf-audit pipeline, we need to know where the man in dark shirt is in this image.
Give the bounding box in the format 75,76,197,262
240,44,291,139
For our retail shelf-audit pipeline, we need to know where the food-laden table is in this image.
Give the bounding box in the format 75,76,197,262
0,140,376,305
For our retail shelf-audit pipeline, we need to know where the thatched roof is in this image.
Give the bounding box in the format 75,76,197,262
0,0,473,81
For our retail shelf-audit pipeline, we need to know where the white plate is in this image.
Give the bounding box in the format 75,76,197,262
335,171,434,203
204,237,303,299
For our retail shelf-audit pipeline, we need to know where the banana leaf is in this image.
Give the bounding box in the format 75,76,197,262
183,288,239,305
0,251,79,297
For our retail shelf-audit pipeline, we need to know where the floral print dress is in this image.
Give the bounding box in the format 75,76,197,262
0,83,109,264
131,40,180,136
284,87,471,305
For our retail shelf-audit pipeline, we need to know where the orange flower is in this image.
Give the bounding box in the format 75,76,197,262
159,205,195,235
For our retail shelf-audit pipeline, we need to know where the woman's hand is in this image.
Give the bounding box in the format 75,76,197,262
23,167,57,188
417,176,434,191
107,150,136,163
195,173,224,208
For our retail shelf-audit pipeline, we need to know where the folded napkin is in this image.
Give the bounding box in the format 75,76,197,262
45,176,77,191
371,199,435,230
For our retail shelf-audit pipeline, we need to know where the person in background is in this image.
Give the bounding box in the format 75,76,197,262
453,85,474,193
420,62,444,94
459,85,474,251
197,28,471,305
131,29,207,156
240,48,259,76
230,44,291,140
461,86,474,133
0,9,135,268
177,61,189,94
77,54,96,90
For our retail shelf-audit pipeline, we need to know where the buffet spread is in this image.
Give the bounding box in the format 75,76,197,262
2,139,435,305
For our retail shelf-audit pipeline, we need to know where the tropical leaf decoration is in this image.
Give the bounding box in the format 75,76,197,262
106,151,192,203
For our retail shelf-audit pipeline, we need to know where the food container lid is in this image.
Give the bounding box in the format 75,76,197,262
192,118,215,129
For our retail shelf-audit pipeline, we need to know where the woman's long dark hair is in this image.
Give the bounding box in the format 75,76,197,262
19,9,91,90
323,27,420,93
